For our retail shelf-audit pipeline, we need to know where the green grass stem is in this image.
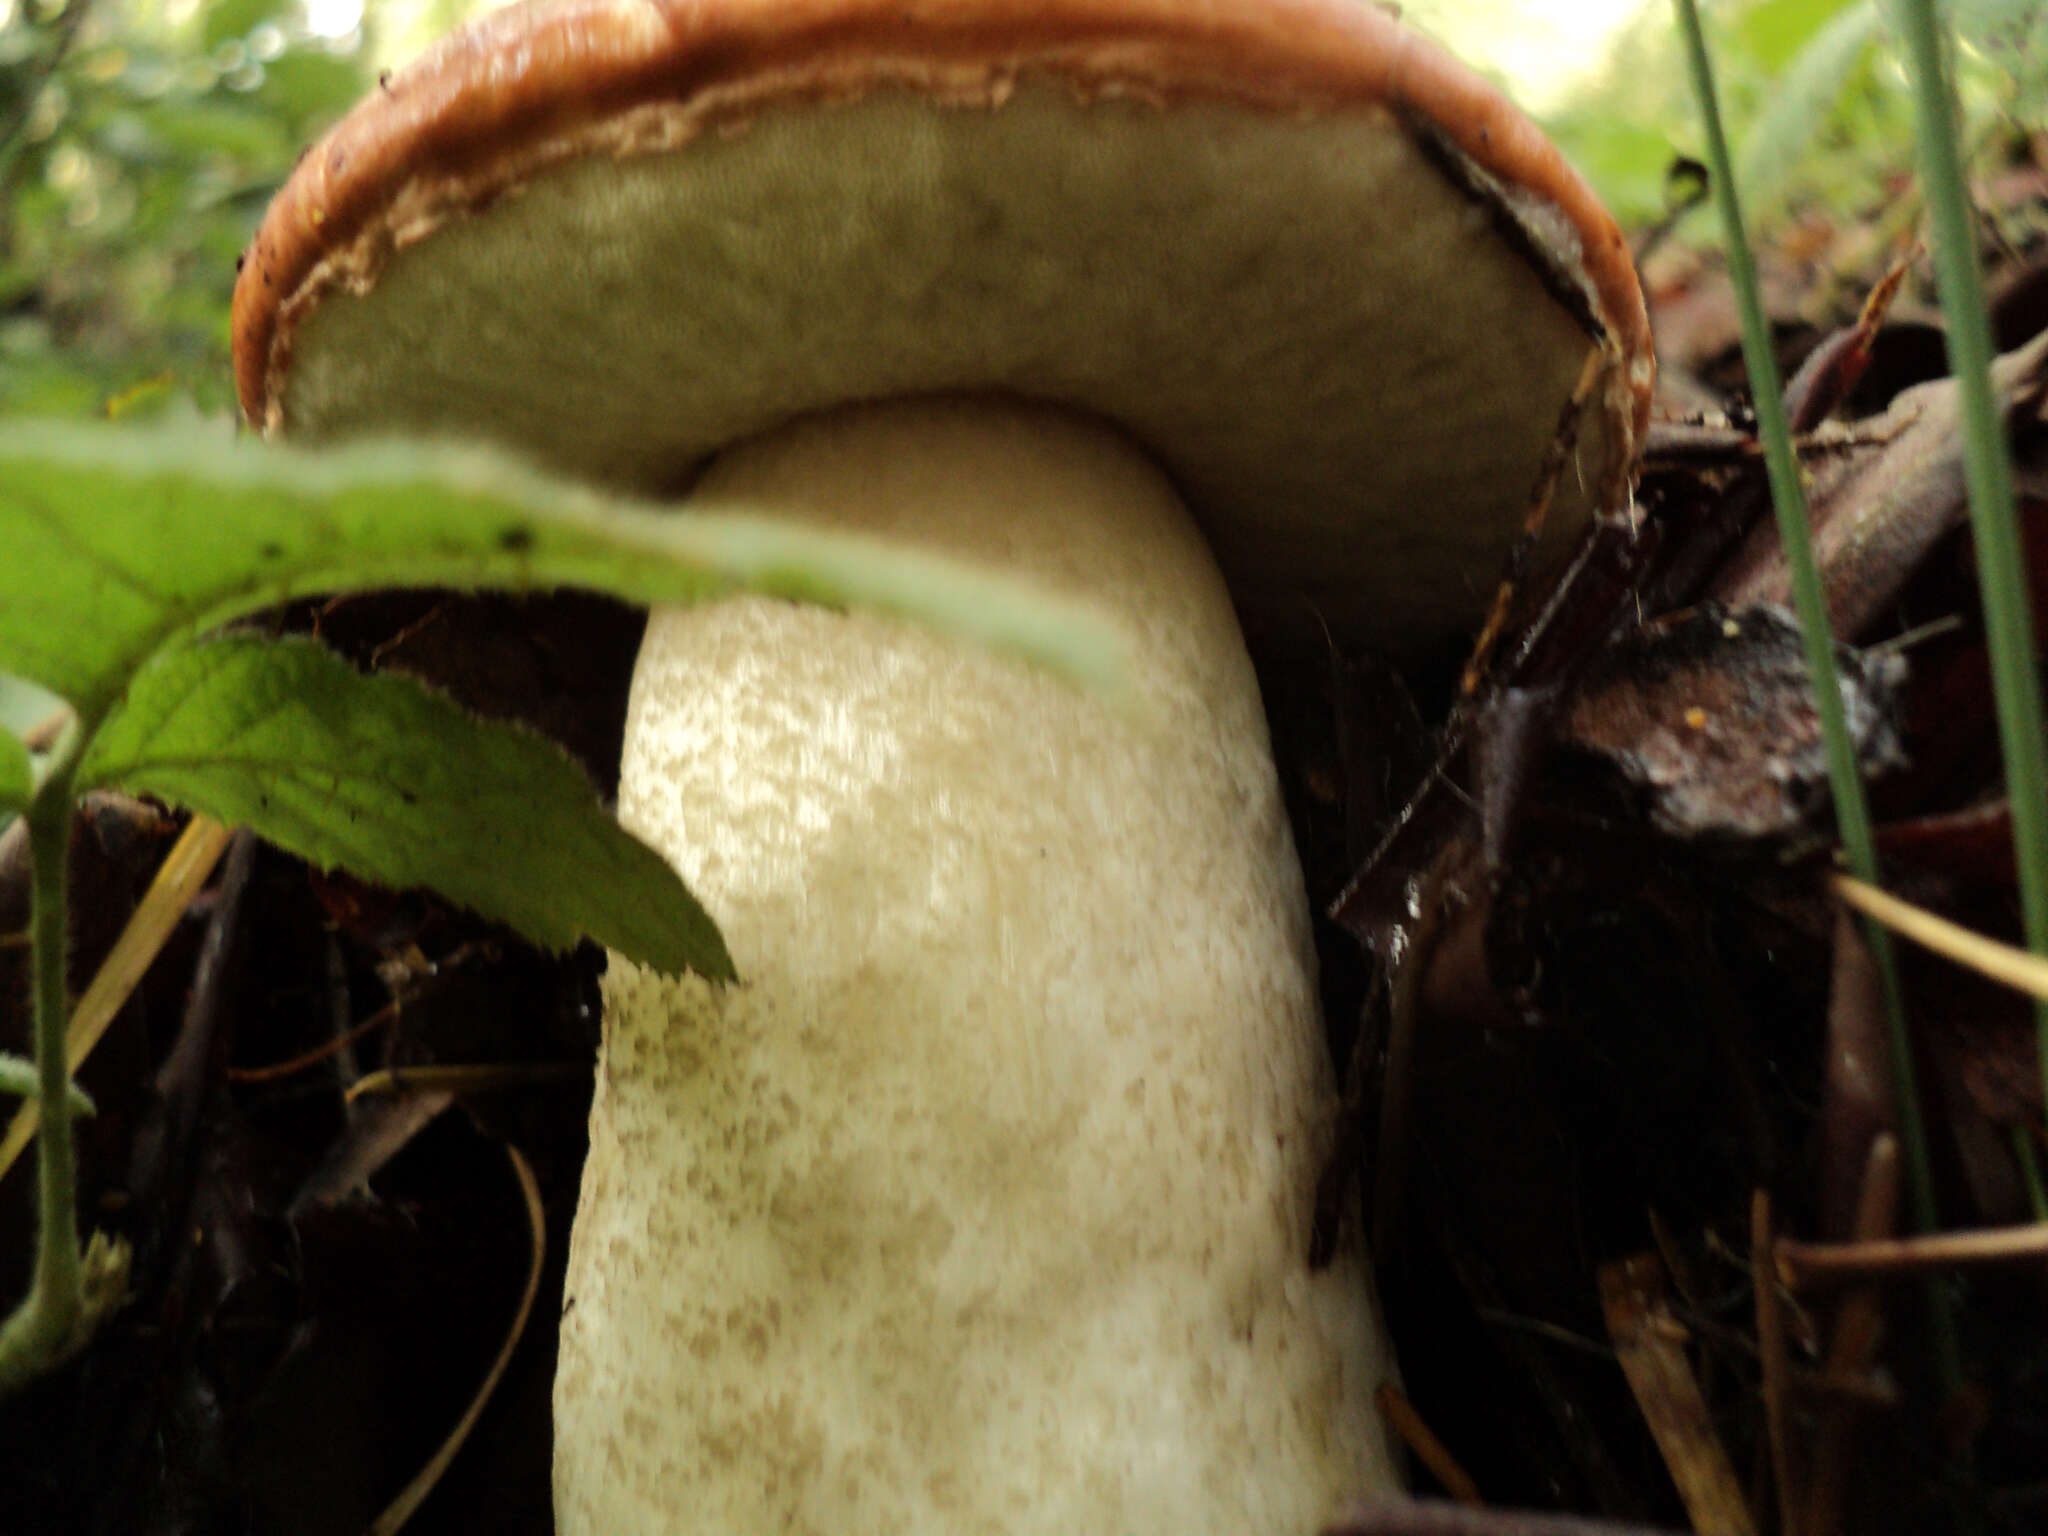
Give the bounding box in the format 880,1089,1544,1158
1672,0,1938,1239
0,763,82,1395
1891,0,2048,1120
1670,0,1963,1395
2013,1128,2048,1221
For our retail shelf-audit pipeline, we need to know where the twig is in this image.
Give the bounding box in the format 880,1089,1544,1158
1376,1383,1483,1507
1599,1252,1758,1536
1802,1135,1900,1536
1777,1222,2048,1290
344,1063,586,1103
1752,1190,1797,1535
225,996,400,1084
225,939,490,1084
1459,346,1608,698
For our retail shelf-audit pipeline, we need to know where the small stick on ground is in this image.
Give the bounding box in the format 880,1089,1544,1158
1831,873,2048,1002
1600,1252,1758,1536
1802,1134,1901,1536
1376,1382,1484,1507
1777,1220,2048,1290
1752,1189,1797,1536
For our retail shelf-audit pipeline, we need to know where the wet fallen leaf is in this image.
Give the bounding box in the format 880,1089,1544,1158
1559,605,1904,841
1713,328,2048,639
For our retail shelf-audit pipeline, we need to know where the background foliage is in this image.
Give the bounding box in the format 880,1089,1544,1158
0,0,460,416
1537,0,2048,227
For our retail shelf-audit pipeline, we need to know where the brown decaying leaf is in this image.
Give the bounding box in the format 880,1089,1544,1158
1782,250,1914,434
1558,605,1903,841
1598,1254,1758,1536
1329,316,1963,949
1713,328,2048,639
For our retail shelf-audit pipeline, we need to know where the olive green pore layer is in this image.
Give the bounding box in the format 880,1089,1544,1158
280,83,1605,650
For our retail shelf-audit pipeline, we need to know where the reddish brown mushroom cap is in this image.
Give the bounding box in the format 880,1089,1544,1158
232,0,1653,650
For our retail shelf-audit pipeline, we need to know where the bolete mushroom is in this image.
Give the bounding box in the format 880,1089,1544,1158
231,2,1652,1531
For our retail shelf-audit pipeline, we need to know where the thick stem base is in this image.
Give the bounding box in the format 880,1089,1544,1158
555,398,1394,1535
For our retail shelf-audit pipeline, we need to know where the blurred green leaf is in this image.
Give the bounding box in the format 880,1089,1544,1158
0,2,368,411
203,0,285,49
132,97,289,161
1738,1,1883,215
1951,0,2048,42
256,49,368,130
1733,0,1870,69
0,726,27,812
0,418,1123,722
1540,103,1683,227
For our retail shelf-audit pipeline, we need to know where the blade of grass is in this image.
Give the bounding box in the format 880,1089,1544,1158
2013,1128,2048,1221
1889,0,2048,1119
1670,0,1961,1389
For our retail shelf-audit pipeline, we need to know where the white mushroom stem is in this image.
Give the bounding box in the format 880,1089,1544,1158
554,396,1396,1536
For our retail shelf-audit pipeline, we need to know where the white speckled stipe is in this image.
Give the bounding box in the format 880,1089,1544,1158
554,398,1396,1534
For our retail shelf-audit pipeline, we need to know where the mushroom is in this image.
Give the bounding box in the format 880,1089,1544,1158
231,2,1653,1532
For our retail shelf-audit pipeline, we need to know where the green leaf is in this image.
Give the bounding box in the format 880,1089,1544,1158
80,634,733,980
0,728,26,812
0,419,1123,724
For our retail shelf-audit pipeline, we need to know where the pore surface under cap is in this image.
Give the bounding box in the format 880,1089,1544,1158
236,0,1653,651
